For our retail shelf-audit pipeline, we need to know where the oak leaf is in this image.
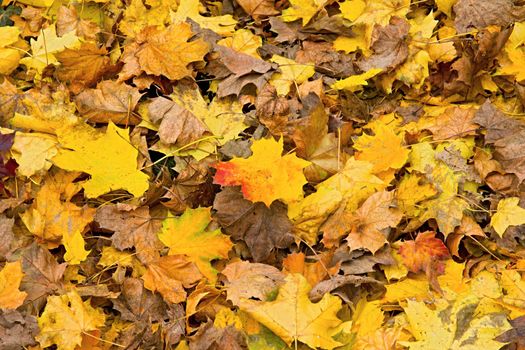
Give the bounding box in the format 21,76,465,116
53,122,149,198
36,290,106,350
158,207,233,281
119,23,209,81
0,261,27,310
214,137,310,206
241,273,348,349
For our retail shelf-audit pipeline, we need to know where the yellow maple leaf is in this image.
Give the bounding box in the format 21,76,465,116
402,294,511,350
120,23,209,81
20,24,81,76
353,0,411,44
217,29,262,58
491,197,525,237
171,0,237,36
339,0,366,21
52,122,149,198
0,27,26,75
290,157,384,244
354,123,409,173
16,0,53,6
0,261,27,310
333,25,370,55
499,46,525,82
20,170,95,264
119,0,176,37
214,137,310,206
281,0,327,26
270,55,316,96
11,131,58,177
396,173,438,217
36,290,106,350
435,0,456,17
331,68,383,91
158,207,232,281
241,273,348,349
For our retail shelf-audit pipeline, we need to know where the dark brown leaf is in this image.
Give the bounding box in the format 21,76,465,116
213,187,293,261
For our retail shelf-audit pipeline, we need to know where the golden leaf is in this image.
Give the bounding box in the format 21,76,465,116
119,23,209,81
36,290,106,350
241,273,348,349
53,122,149,198
0,261,27,310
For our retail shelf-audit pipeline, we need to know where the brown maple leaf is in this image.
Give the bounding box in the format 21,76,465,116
119,23,209,81
75,80,142,124
94,205,163,264
213,187,294,261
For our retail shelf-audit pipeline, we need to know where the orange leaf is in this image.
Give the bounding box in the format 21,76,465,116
398,231,450,274
214,137,310,206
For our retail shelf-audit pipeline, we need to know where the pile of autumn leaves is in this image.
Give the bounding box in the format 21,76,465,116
3,0,525,349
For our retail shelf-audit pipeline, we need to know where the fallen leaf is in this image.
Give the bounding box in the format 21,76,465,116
398,231,450,274
75,80,142,125
241,273,348,349
0,261,27,310
158,207,233,281
490,197,525,237
346,190,403,254
55,43,110,94
94,204,163,264
213,187,294,261
221,261,285,305
402,294,511,349
214,137,310,206
20,170,95,264
453,0,525,33
235,0,278,18
357,17,410,72
119,23,209,81
53,122,150,198
142,255,202,304
36,290,105,350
